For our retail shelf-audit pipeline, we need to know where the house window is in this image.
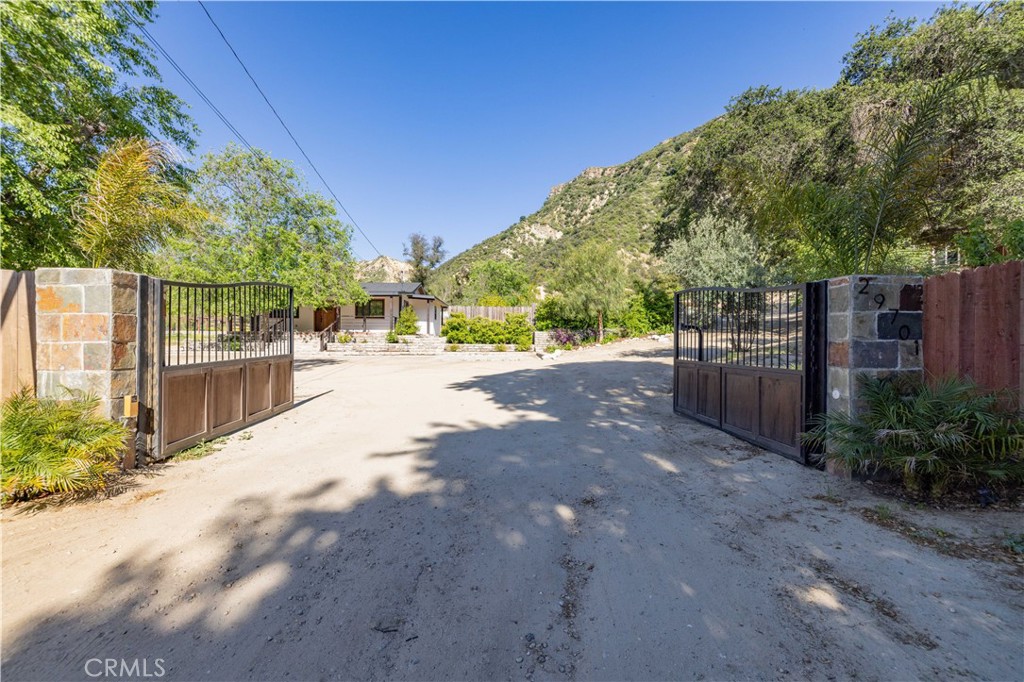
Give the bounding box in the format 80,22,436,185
355,299,385,318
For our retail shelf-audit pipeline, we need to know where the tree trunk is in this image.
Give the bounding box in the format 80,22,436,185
598,310,604,343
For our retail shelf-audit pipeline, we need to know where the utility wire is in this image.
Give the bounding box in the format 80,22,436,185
136,22,365,261
197,0,383,259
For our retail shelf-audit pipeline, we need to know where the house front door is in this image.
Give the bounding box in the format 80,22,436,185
314,307,338,332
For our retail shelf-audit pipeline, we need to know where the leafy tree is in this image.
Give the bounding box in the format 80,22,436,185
664,214,764,288
463,260,533,305
404,233,446,286
75,138,207,270
1,1,196,269
152,144,364,308
757,64,999,279
554,241,629,341
954,217,1024,266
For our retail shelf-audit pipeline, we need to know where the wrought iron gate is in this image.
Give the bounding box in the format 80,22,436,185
672,282,827,462
148,280,294,457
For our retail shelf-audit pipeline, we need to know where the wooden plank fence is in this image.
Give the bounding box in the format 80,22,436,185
923,261,1022,399
448,305,536,323
1,269,36,398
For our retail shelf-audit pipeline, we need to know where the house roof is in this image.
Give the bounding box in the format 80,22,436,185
360,282,424,296
407,293,448,307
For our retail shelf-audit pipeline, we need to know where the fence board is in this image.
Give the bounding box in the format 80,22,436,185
448,305,536,323
1,270,36,398
923,261,1021,400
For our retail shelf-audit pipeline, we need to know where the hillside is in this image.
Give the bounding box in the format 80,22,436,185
431,3,1023,304
432,132,694,301
357,255,414,282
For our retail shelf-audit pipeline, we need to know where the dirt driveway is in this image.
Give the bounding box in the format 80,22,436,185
2,340,1021,681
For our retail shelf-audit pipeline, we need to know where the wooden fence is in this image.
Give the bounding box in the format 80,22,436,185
923,261,1022,399
1,269,36,398
448,305,536,323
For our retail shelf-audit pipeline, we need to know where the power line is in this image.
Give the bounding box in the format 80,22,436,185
197,0,383,259
135,22,366,261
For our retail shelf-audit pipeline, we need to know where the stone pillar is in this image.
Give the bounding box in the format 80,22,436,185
827,274,924,418
35,268,140,421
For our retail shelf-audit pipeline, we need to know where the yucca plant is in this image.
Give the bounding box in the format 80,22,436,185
1,388,129,502
804,374,1024,496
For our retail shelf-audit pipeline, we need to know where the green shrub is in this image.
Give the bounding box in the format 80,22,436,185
494,343,507,352
386,330,398,343
441,312,470,343
515,342,532,352
534,295,590,331
466,316,504,344
1,388,129,502
447,343,461,352
394,305,419,335
502,313,534,346
804,375,1024,496
619,293,652,336
442,311,534,345
336,332,354,343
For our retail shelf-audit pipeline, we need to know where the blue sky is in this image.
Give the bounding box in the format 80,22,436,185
148,1,943,261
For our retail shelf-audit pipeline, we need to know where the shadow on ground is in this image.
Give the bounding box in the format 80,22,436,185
3,357,1020,681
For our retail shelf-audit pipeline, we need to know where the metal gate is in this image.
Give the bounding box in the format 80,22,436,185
146,279,294,457
672,282,827,462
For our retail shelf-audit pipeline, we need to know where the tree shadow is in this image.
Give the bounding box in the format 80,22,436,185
3,359,1020,681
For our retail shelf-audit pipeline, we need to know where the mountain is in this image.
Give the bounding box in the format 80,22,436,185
430,4,1023,303
432,133,695,301
357,255,414,282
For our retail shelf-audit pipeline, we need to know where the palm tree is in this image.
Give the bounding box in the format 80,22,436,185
75,138,208,270
759,65,992,278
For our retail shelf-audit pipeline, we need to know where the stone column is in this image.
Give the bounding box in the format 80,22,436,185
827,274,924,418
35,268,140,421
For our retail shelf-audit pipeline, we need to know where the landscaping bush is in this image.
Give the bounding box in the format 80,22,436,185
502,313,534,346
336,332,354,343
549,328,597,348
1,388,129,502
466,317,504,344
394,305,420,335
803,375,1024,497
441,312,470,343
534,296,590,331
386,330,398,343
442,312,535,347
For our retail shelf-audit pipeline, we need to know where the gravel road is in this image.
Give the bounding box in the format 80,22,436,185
2,340,1021,681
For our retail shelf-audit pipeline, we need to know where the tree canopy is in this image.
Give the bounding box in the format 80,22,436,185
554,241,629,340
403,233,446,287
461,260,533,306
152,144,364,308
1,0,195,269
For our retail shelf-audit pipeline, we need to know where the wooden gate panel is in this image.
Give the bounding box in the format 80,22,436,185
674,363,698,415
722,369,757,436
272,359,292,408
696,366,722,425
246,362,272,417
759,373,802,451
163,369,209,449
211,366,244,430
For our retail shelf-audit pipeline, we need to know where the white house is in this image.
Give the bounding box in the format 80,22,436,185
294,282,447,336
